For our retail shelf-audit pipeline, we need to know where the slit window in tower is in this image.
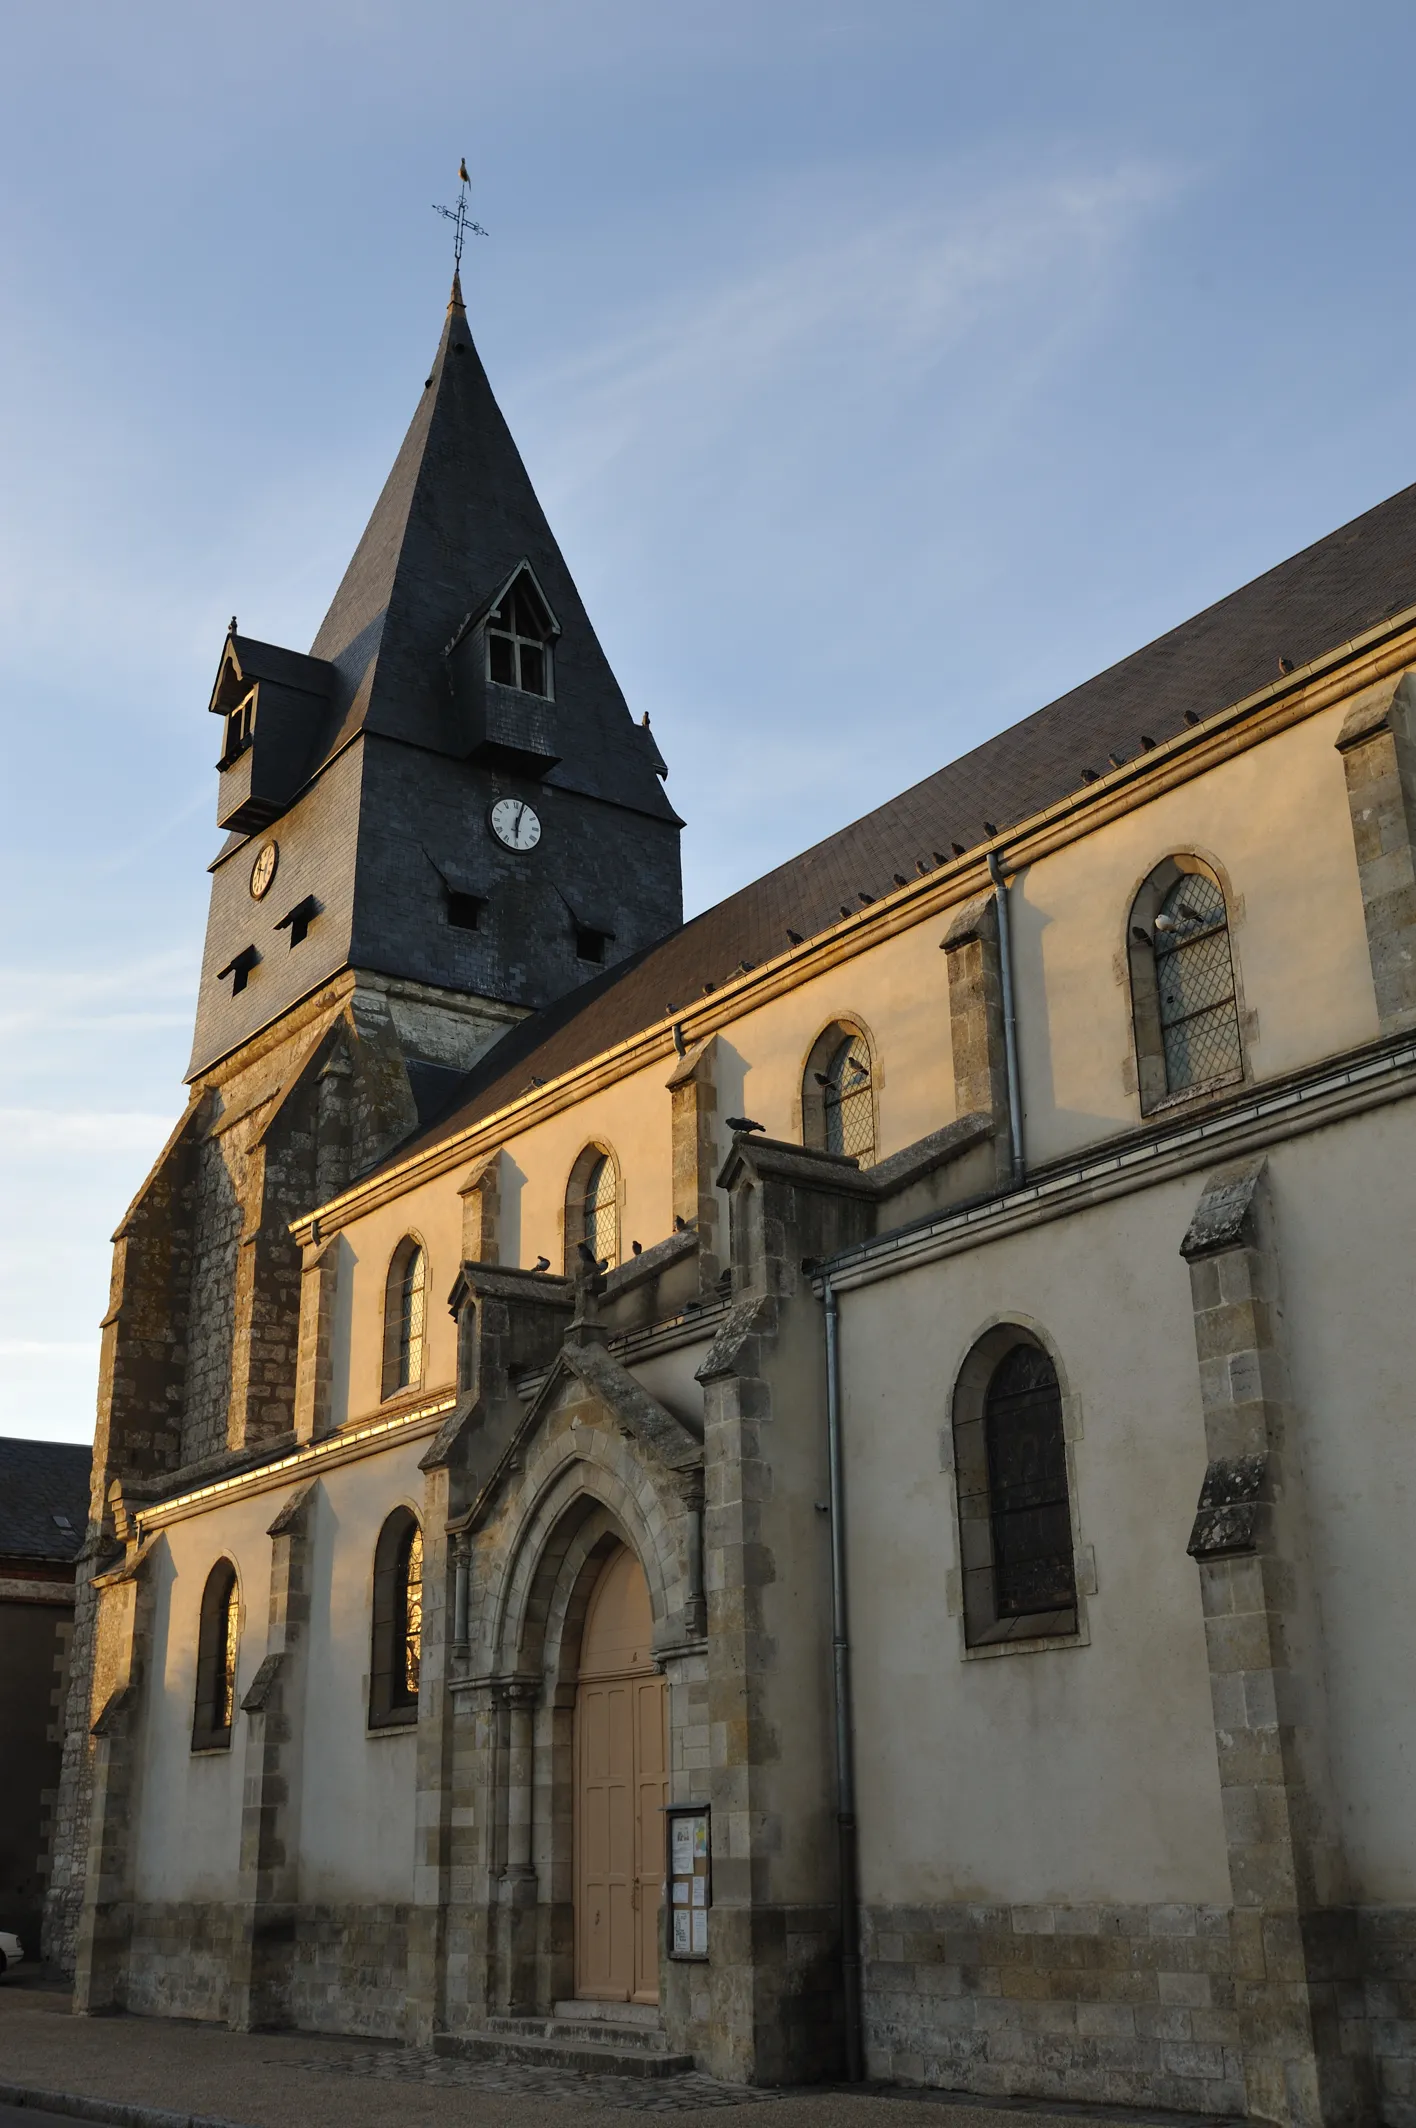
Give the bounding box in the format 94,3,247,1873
486,578,554,699
447,891,483,932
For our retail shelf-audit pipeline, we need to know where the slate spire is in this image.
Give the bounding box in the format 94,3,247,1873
308,274,655,805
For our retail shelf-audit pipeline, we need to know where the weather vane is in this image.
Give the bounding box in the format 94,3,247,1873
433,157,489,273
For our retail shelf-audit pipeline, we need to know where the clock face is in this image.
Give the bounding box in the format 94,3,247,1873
249,842,278,900
490,798,542,852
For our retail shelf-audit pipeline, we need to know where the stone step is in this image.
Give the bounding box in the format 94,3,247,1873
553,1997,662,2029
435,2021,695,2080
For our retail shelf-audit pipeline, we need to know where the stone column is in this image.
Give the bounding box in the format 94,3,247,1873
228,1480,316,2032
407,1454,456,2045
667,1036,722,1295
940,893,1012,1187
1336,669,1416,1034
1181,1157,1372,2128
495,1680,540,2013
73,1535,160,2014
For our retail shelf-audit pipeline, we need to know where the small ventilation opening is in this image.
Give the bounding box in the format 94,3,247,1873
448,891,484,932
275,895,320,948
575,926,610,965
218,945,260,995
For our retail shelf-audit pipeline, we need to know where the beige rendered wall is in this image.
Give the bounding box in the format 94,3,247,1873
131,1489,274,1902
336,1174,461,1426
841,1175,1231,1910
296,1445,423,1904
1260,1105,1416,1901
1011,704,1377,1168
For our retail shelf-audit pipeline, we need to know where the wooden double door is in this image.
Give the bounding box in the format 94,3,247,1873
574,1545,667,2004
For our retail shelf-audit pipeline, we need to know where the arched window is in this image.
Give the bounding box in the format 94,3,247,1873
192,1559,240,1751
381,1237,427,1401
951,1328,1077,1648
1128,858,1242,1111
565,1145,620,1272
801,1021,877,1166
370,1508,423,1729
486,571,556,699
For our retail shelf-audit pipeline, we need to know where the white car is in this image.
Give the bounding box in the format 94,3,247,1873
0,1931,24,1977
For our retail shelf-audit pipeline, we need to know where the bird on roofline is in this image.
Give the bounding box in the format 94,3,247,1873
459,158,470,183
726,1116,765,1135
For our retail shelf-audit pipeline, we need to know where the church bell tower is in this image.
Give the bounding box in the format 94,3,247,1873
191,271,682,1092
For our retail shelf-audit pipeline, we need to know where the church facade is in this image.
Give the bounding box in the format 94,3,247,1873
46,274,1416,2128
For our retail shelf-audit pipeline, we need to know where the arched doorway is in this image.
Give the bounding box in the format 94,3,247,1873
574,1543,667,2004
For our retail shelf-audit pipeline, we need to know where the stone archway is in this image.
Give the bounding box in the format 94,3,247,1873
573,1543,667,2005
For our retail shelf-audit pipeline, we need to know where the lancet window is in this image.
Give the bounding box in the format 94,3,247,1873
801,1020,877,1167
1128,857,1243,1112
192,1560,240,1751
951,1327,1079,1648
370,1508,423,1729
382,1237,427,1401
566,1145,620,1272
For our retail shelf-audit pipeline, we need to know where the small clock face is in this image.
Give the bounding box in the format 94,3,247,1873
490,798,542,852
249,842,278,900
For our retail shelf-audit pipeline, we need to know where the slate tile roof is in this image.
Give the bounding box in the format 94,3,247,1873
0,1438,90,1564
374,475,1416,1172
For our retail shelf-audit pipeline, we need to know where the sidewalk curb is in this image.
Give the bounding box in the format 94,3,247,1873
0,2083,254,2128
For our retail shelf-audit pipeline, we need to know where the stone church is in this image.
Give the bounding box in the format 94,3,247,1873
47,268,1416,2128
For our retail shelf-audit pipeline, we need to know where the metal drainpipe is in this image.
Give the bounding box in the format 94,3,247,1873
823,1277,864,2081
986,849,1025,1182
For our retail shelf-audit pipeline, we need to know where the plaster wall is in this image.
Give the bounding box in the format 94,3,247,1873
842,1174,1230,1910
131,1494,273,1903
1010,704,1377,1168
296,1444,422,1903
1258,1104,1416,1898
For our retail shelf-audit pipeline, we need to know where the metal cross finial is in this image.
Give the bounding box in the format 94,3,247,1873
433,156,489,273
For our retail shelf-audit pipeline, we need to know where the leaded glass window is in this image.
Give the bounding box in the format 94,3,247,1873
1154,872,1241,1093
823,1033,874,1164
383,1239,427,1400
582,1153,618,1267
983,1343,1075,1618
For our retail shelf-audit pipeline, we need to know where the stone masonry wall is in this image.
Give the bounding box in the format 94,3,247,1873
122,1901,411,2037
1359,1908,1416,2128
182,1133,243,1465
863,1899,1245,2117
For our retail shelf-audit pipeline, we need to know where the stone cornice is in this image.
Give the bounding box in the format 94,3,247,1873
134,1390,457,1533
291,612,1416,1243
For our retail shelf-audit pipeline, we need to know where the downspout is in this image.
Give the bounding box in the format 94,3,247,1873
823,1277,864,2081
986,849,1025,1182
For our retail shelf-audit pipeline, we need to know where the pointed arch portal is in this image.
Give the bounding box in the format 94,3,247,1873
573,1543,667,2005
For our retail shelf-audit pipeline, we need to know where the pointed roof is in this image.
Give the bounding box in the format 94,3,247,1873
307,279,670,817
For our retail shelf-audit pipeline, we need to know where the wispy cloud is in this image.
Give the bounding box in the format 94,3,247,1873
0,1109,176,1154
522,160,1184,502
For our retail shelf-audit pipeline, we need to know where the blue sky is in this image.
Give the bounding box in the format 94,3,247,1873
5,0,1416,1442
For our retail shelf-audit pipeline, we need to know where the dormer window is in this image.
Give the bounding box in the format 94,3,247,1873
487,577,554,699
222,689,257,765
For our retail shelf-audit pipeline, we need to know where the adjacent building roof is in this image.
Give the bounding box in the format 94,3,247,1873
0,1438,90,1565
374,473,1416,1172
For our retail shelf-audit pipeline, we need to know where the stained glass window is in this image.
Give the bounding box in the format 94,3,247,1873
984,1343,1075,1618
400,1526,423,1699
1154,872,1241,1093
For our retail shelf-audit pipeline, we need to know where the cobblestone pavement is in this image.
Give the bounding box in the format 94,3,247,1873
0,1981,1220,2128
292,2046,782,2111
